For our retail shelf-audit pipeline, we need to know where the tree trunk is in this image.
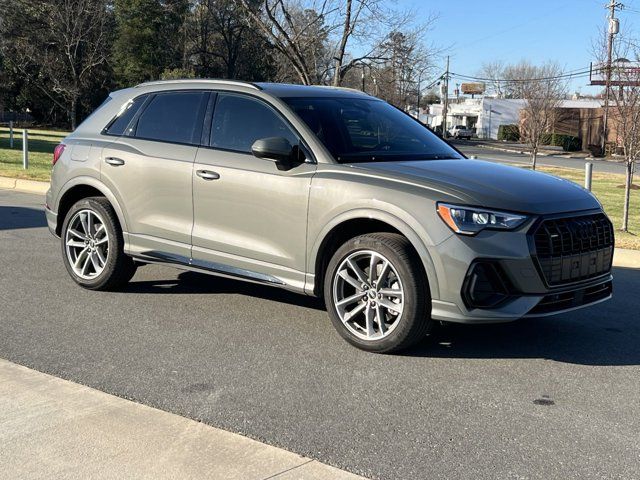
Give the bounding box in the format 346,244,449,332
332,0,352,86
70,97,77,131
530,146,537,170
622,160,633,232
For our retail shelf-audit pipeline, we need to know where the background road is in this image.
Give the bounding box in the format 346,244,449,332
1,189,639,480
451,139,627,175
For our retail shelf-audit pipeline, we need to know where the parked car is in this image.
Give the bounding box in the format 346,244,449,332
449,124,473,139
46,80,614,353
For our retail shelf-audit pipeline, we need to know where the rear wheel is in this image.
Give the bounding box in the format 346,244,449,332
61,197,136,290
324,233,432,353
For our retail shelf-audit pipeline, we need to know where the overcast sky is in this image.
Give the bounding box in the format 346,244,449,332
407,0,640,94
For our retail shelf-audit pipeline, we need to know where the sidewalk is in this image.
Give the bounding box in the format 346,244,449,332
0,359,364,480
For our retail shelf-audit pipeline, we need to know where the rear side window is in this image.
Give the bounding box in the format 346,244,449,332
210,93,298,153
135,91,207,145
104,95,146,136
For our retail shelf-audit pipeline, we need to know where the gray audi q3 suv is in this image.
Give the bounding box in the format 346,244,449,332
46,80,614,352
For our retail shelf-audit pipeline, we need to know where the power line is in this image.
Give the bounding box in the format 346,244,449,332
449,68,596,84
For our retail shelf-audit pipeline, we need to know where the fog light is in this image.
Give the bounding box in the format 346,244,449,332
462,261,512,309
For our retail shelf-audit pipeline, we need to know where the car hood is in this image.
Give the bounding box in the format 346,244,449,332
350,158,601,215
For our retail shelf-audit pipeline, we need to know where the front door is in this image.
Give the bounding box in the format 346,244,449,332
191,92,315,290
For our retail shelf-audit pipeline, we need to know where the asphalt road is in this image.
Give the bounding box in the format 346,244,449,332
451,139,627,175
1,189,639,480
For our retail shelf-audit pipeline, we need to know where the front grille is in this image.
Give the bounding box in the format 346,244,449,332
532,213,614,286
529,280,612,315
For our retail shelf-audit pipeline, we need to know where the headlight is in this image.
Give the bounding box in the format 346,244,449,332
437,203,528,235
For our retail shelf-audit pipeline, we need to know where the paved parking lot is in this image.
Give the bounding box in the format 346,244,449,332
1,189,639,480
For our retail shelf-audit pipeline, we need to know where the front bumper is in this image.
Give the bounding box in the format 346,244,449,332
428,211,613,324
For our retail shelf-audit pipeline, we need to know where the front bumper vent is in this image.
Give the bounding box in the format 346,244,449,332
462,261,512,309
532,213,614,286
529,280,612,315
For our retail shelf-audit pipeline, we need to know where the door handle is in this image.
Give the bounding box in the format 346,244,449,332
196,169,220,180
105,157,125,166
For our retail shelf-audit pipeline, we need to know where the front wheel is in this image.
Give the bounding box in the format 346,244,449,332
324,233,432,353
61,197,137,291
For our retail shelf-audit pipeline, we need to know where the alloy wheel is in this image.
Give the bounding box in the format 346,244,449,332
65,209,110,279
332,250,405,341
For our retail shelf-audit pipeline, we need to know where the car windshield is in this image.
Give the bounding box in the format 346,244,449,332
282,97,462,163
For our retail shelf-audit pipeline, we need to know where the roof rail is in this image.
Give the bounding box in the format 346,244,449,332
313,85,370,95
135,79,261,90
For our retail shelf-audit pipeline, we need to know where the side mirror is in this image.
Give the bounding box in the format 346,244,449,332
251,137,296,169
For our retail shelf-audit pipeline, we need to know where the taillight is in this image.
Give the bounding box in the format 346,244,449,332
53,143,66,166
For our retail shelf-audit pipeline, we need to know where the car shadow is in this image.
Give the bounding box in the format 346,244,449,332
126,265,640,366
0,206,47,230
125,270,326,311
404,266,640,366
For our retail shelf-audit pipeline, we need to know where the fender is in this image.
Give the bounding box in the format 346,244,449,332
57,175,130,236
306,207,441,300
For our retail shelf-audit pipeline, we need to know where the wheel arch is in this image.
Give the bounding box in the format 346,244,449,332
308,209,439,299
55,177,128,237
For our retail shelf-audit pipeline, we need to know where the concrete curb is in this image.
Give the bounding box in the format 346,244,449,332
475,143,574,158
613,248,640,269
0,175,49,195
0,359,365,480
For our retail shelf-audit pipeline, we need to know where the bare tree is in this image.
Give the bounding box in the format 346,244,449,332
0,0,111,129
372,30,435,110
234,0,327,84
478,60,505,98
610,76,640,231
235,0,430,86
592,29,640,231
186,0,272,80
608,54,640,232
513,61,566,169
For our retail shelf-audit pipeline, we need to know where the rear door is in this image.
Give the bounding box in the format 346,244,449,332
100,90,208,260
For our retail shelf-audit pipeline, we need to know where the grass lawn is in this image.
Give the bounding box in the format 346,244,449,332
0,128,67,181
0,128,638,248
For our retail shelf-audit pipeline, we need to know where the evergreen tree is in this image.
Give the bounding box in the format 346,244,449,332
112,0,189,86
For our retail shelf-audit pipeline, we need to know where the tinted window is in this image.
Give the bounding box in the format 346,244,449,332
210,93,298,153
135,92,207,144
283,97,462,163
104,95,146,136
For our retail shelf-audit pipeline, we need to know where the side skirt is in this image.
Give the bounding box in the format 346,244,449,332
131,250,290,289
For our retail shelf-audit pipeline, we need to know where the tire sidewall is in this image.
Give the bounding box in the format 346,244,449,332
61,198,121,289
324,235,430,353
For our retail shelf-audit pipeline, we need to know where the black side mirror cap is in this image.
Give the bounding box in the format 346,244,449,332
251,137,295,169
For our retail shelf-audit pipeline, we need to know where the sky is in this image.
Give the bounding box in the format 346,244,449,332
405,0,640,94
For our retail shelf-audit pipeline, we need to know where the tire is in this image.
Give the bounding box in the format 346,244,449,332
324,233,432,353
61,196,137,291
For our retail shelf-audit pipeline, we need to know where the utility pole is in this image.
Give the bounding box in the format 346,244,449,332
601,0,622,154
442,56,450,136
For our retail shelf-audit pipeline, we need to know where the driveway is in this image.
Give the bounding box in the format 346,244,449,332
1,189,639,480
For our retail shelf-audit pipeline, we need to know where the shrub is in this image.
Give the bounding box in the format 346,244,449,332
497,124,520,141
551,134,581,151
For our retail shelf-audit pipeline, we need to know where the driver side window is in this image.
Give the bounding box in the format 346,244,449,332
210,93,299,153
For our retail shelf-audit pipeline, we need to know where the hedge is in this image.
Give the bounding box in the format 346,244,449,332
538,133,581,151
497,124,520,141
